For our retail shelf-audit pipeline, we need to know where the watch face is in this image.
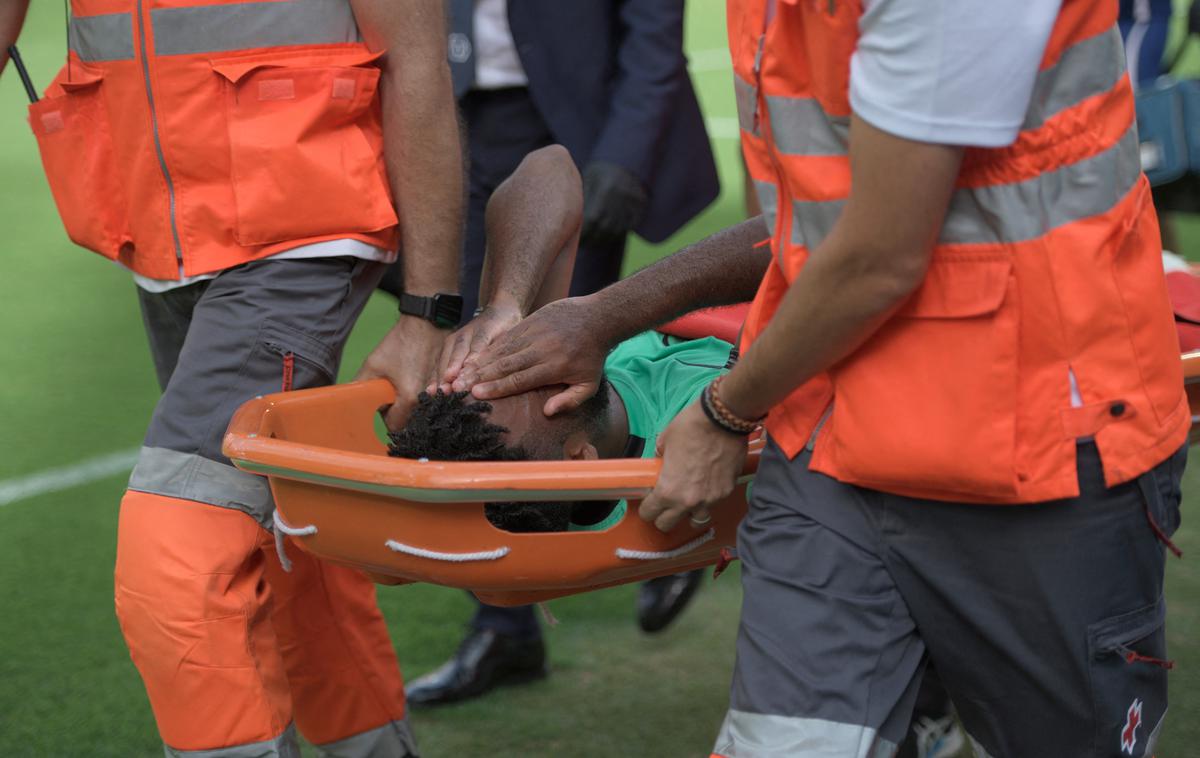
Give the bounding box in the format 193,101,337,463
432,294,464,328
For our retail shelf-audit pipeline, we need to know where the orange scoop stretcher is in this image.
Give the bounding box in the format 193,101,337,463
224,379,758,606
224,301,1200,606
223,308,755,607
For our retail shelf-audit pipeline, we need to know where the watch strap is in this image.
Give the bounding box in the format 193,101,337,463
398,292,463,329
399,293,435,321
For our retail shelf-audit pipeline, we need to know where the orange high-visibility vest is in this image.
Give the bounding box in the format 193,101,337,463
732,0,1189,503
29,0,399,280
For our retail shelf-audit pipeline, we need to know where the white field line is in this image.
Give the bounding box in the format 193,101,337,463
0,448,139,507
689,46,732,73
705,116,741,140
691,45,738,141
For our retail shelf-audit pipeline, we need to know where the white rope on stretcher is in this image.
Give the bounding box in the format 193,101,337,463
273,509,318,573
615,528,716,561
384,540,510,562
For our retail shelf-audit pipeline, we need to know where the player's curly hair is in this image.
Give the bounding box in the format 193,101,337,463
388,390,572,532
388,389,528,463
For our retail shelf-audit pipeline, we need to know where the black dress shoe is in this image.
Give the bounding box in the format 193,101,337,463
404,628,547,707
636,569,705,633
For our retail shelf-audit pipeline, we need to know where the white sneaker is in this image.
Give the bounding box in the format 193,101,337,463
913,714,966,758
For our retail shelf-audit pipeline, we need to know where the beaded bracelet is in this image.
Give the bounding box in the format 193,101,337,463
700,375,763,436
713,375,765,428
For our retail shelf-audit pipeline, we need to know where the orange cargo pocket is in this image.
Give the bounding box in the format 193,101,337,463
212,55,398,246
823,254,1020,499
28,69,130,258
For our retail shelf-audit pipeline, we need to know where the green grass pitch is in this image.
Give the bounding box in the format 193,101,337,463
1,4,1197,756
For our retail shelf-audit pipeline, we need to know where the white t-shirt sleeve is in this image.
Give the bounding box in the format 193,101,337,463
849,0,1063,147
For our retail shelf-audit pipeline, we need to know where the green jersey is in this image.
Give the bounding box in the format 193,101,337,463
571,331,734,531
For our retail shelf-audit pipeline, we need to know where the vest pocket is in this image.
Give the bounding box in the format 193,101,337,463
212,53,398,247
823,256,1020,499
28,69,131,258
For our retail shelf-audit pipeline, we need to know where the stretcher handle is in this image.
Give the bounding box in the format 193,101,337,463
1183,350,1200,382
224,379,760,500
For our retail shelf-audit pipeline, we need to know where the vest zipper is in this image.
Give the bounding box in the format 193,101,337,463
752,34,766,133
756,1,837,437
753,29,789,264
135,0,186,279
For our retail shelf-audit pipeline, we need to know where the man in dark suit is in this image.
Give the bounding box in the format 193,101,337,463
381,0,719,707
379,0,718,312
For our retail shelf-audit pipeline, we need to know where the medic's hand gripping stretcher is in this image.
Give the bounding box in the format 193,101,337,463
223,300,1200,605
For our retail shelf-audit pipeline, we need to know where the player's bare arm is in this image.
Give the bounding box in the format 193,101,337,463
437,145,584,385
460,216,772,414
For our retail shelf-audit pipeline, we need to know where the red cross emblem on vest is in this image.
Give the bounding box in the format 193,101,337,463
1121,698,1143,755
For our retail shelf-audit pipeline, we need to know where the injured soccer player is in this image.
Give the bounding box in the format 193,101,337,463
385,144,770,533
389,331,736,532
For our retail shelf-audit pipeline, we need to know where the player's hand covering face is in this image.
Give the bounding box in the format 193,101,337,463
456,296,608,416
432,303,523,393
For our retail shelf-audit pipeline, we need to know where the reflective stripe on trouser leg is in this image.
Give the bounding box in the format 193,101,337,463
164,724,300,758
262,539,413,756
713,439,922,757
313,721,418,758
129,446,274,529
114,490,295,753
713,711,898,758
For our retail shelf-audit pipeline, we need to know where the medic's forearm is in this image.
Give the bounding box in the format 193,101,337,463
353,0,463,300
382,59,462,298
717,116,964,421
586,216,771,347
0,0,31,75
480,145,582,315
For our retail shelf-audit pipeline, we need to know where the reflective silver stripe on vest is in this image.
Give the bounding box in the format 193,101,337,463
766,95,849,156
735,75,757,134
69,13,134,62
790,124,1141,249
753,179,778,238
757,26,1124,159
736,74,849,156
790,196,844,250
941,124,1140,244
1024,27,1126,130
152,0,361,57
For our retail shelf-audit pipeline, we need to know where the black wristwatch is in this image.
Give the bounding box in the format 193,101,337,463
398,292,463,329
